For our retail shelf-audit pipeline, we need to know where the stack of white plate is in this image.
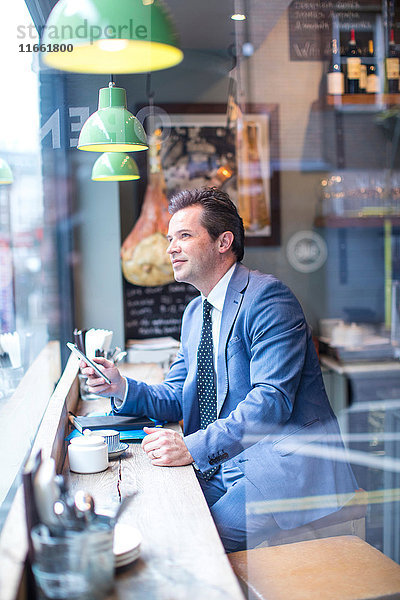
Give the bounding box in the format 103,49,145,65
113,523,142,568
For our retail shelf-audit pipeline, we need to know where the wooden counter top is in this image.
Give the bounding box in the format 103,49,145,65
64,362,244,600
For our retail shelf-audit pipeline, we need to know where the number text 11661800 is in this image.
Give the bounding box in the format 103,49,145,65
19,43,73,52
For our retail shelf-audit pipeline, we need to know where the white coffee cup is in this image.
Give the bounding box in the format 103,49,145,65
68,435,108,474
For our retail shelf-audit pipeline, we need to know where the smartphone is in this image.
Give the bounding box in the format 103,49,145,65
66,342,112,384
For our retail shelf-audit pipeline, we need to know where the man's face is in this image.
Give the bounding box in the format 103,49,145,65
166,205,221,292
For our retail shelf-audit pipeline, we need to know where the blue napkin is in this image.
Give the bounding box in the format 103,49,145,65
65,429,148,442
120,430,149,441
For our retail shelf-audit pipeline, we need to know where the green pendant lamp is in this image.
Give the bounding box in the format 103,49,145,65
0,159,13,184
42,0,183,74
78,82,148,152
92,152,140,181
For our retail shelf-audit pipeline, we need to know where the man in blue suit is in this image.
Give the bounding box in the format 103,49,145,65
84,187,357,552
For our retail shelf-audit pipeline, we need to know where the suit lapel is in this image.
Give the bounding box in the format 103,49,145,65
216,263,249,414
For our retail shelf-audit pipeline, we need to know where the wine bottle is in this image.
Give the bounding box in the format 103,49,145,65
345,28,361,93
359,40,367,94
359,63,367,93
366,39,379,94
327,38,344,95
386,29,399,93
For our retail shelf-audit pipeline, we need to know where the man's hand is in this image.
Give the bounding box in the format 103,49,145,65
142,427,194,467
80,356,126,399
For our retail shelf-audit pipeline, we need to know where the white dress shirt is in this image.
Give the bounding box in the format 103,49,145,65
201,262,237,376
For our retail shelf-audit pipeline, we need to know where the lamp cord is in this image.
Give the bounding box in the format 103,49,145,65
146,73,155,101
146,73,155,135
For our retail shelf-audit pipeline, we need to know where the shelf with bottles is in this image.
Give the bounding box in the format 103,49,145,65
326,27,400,109
326,93,400,107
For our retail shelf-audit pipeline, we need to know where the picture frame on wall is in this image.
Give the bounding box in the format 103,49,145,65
137,102,281,247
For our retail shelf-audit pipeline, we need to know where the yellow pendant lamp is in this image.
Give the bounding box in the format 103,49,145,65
0,159,13,184
77,82,148,152
41,0,183,74
92,152,140,181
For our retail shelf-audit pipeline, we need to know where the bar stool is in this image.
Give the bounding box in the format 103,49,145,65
228,535,400,600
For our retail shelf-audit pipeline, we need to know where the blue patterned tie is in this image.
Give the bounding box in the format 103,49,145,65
197,299,218,478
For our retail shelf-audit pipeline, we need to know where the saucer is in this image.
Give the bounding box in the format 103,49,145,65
115,546,141,568
108,442,129,459
113,523,142,567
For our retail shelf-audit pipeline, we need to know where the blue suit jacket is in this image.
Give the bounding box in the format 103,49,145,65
116,263,357,529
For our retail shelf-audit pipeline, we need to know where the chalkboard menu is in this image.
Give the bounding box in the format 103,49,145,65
289,0,379,61
124,280,199,341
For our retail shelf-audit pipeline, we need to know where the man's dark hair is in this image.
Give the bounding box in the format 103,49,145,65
168,187,245,262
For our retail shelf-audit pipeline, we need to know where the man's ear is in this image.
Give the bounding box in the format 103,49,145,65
218,231,234,254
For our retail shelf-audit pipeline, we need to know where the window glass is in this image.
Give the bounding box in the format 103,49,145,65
0,1,59,529
1,0,400,592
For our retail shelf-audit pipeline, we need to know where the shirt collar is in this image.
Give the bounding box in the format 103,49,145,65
202,263,237,312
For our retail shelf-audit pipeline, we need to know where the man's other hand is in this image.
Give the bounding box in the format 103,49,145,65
142,427,194,467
